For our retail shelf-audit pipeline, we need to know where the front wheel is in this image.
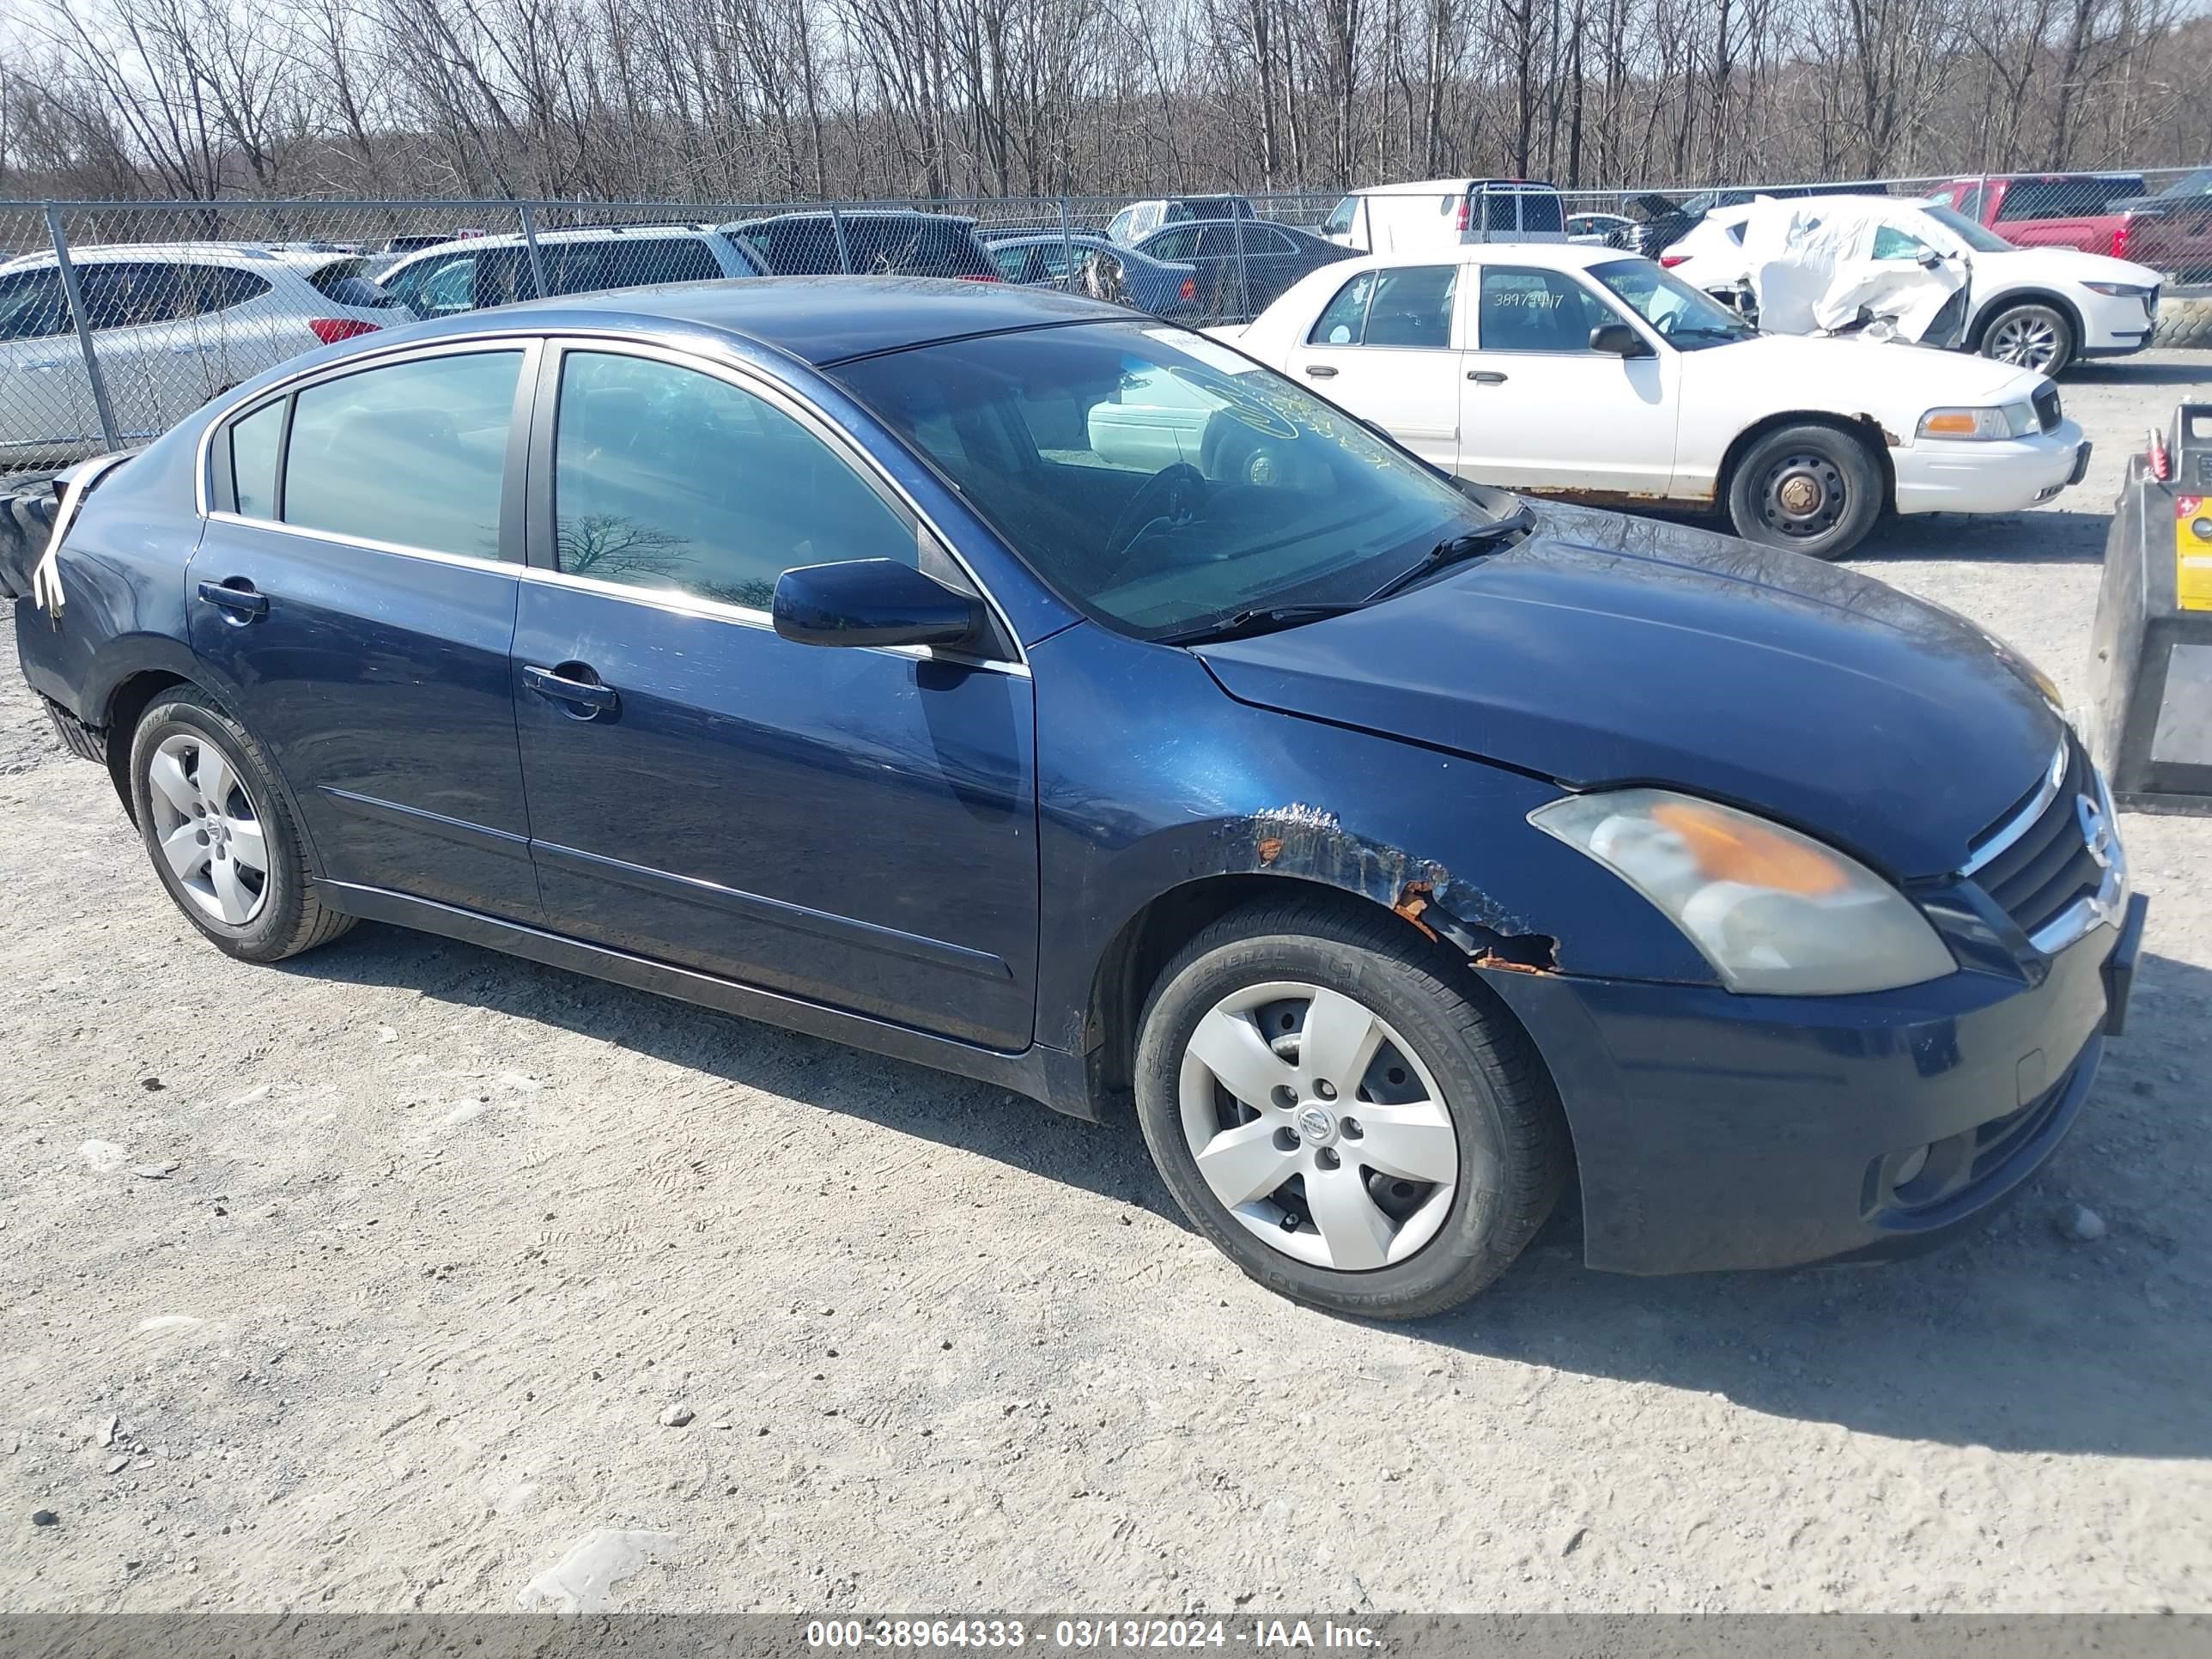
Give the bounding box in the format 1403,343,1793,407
1133,898,1569,1319
1979,301,2075,377
1724,422,1884,559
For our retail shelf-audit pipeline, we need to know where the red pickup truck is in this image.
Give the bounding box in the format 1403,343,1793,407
1933,173,2212,278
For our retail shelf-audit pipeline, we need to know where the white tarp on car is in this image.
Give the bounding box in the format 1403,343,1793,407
1732,194,1970,344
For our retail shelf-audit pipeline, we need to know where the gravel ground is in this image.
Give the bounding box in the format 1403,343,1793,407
3,352,2209,1615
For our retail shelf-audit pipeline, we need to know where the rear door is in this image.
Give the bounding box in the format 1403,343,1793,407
507,341,1040,1049
1281,264,1463,470
188,340,542,919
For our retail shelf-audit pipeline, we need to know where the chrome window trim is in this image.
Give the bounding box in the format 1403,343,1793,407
1960,742,2069,876
195,323,1030,673
202,511,514,573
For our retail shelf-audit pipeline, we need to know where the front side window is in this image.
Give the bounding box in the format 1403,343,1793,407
1322,197,1357,237
284,350,520,556
832,319,1510,641
1918,202,2014,253
418,258,478,313
1476,266,1613,351
0,269,70,341
1871,225,1935,261
1586,258,1752,349
553,350,913,611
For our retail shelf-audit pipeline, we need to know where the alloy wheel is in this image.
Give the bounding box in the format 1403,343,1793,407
1989,313,2061,371
1176,981,1461,1271
144,731,270,926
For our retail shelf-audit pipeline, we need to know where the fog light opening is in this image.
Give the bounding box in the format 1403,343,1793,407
1893,1144,1931,1187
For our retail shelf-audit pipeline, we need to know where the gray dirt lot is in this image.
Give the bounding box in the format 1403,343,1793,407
3,353,2209,1615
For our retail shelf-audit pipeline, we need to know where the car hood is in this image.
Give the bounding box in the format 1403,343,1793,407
1694,332,2045,416
1194,504,2062,879
1980,246,2165,289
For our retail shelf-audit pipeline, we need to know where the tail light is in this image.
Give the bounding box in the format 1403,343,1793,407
2112,220,2131,261
1660,253,1689,268
1181,277,1197,301
1453,195,1470,234
308,318,380,344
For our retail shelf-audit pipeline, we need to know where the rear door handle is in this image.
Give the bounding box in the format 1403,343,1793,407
1303,364,1338,379
523,663,619,715
1467,370,1509,385
196,580,268,620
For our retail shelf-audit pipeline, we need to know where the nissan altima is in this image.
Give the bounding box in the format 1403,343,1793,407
6,278,2145,1318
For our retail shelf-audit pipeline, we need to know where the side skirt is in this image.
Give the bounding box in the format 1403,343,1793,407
312,880,1100,1121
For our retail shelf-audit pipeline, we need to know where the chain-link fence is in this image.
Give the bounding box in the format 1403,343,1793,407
3,170,2207,471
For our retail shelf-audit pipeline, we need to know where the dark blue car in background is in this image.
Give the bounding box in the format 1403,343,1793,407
5,278,2144,1317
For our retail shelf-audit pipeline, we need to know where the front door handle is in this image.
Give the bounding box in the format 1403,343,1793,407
1467,370,1509,385
196,579,269,620
523,663,619,717
1303,363,1338,378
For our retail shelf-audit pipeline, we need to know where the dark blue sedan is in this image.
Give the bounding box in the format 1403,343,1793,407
6,278,2144,1317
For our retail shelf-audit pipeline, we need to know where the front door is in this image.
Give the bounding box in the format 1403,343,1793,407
1456,262,1681,497
510,343,1040,1051
186,343,542,920
1282,264,1463,471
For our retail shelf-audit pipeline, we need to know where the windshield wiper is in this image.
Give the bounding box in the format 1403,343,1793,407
1157,602,1363,647
1360,502,1536,605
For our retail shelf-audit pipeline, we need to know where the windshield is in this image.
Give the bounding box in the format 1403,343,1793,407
832,319,1510,641
1586,258,1753,349
1917,202,2014,253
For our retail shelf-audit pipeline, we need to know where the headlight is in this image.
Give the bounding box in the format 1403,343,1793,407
1529,790,1957,995
1917,403,2038,441
2082,281,2152,297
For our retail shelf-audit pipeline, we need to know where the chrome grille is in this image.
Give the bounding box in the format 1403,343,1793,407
1968,741,2104,943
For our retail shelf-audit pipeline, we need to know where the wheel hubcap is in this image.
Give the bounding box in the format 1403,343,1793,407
146,732,270,926
1177,981,1462,1272
1760,452,1846,539
1992,315,2057,369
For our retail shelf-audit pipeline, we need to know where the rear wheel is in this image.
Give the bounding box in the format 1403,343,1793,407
1724,422,1884,559
129,690,354,963
1133,898,1568,1319
1979,301,2075,376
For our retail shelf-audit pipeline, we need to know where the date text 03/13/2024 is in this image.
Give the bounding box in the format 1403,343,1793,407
804,1619,1382,1650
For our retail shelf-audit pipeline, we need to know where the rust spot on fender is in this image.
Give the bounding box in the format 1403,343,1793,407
1393,880,1437,940
1256,836,1285,865
1474,935,1560,975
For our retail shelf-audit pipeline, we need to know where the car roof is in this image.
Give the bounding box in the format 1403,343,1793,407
724,210,978,230
1352,178,1560,197
1334,240,1632,273
485,274,1126,366
0,240,297,272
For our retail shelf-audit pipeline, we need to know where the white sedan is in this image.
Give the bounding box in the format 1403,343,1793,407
1209,242,2089,558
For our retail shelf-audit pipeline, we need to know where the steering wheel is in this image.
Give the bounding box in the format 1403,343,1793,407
1653,306,1681,337
1098,462,1210,579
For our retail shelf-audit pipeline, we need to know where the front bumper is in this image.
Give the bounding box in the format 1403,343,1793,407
1892,417,2088,515
1480,891,2145,1276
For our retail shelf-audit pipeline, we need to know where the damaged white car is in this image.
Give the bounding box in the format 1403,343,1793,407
1666,194,2162,376
1203,244,2090,558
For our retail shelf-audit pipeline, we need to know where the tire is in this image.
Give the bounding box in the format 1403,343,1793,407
1133,897,1569,1320
2154,293,2212,351
1978,301,2075,377
128,690,355,963
1723,422,1885,559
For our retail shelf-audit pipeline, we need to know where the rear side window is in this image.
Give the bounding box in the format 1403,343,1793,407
197,267,275,311
551,350,911,611
1361,265,1457,347
846,219,994,276
228,400,284,520
744,220,844,274
78,263,198,329
1144,227,1203,262
547,236,720,294
1308,272,1375,343
1997,179,2142,221
283,351,520,556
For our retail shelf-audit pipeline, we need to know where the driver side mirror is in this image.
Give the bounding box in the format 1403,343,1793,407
1589,321,1654,358
772,559,987,652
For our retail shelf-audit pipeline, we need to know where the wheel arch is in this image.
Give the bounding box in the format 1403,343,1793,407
1969,287,2085,353
1078,870,1562,1124
97,667,195,822
1717,410,1897,518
